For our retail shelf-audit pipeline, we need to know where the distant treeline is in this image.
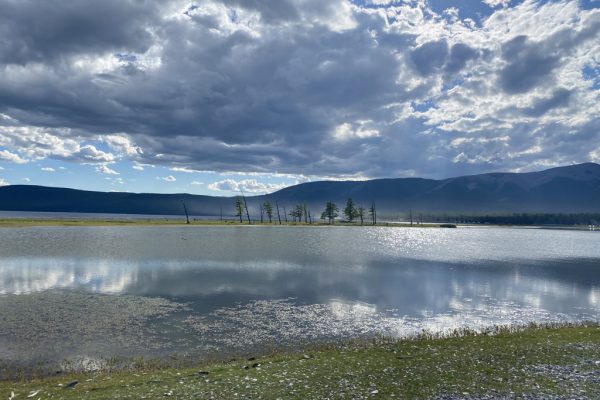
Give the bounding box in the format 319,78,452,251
419,213,600,226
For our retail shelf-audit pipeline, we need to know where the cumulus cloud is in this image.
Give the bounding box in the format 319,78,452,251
96,165,120,175
0,149,27,164
0,178,8,186
208,179,289,194
482,0,511,8
72,145,115,163
41,167,55,172
0,0,597,180
332,122,380,141
0,124,116,164
102,135,142,157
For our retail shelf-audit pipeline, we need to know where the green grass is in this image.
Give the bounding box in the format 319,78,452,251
0,218,454,228
2,324,599,399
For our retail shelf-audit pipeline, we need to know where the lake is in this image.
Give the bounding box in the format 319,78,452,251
0,225,598,372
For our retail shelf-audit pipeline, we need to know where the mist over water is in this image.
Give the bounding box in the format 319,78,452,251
0,226,598,367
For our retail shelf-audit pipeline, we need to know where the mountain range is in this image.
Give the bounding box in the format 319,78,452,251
1,163,599,218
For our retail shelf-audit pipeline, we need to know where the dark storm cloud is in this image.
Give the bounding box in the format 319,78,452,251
410,40,478,78
220,0,300,22
0,0,160,64
524,88,572,117
445,43,478,75
498,35,562,94
499,19,600,94
410,40,449,76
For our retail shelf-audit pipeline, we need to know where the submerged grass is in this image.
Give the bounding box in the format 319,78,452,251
2,323,599,399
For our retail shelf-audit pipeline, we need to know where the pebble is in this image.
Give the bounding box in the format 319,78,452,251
64,380,79,389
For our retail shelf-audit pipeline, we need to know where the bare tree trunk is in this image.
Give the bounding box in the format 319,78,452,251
240,189,251,225
283,206,288,223
308,210,312,224
182,201,190,224
276,201,282,224
259,204,264,223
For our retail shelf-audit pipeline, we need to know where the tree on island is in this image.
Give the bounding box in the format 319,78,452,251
369,202,377,225
275,201,282,224
321,201,339,224
295,204,304,222
263,201,274,223
234,197,244,223
357,206,365,225
240,189,251,224
343,198,358,223
182,201,190,224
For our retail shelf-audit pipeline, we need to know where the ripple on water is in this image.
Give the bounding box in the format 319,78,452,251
185,297,598,350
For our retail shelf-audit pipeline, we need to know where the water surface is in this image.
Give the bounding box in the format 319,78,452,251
0,226,598,369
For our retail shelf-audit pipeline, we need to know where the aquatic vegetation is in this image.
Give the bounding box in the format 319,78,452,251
1,325,599,399
184,298,593,352
0,291,186,374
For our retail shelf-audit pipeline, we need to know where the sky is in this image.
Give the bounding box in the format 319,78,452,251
0,0,598,196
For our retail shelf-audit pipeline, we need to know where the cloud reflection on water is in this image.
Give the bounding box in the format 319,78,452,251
0,226,598,365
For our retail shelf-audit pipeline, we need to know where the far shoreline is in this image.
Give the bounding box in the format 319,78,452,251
0,218,458,228
0,217,597,231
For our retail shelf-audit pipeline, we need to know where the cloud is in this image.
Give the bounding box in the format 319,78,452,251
190,181,204,185
0,0,161,64
159,175,176,182
96,165,120,175
523,88,572,117
72,145,115,163
482,0,511,8
0,149,28,164
0,125,115,164
41,167,55,172
332,122,380,141
0,0,597,181
208,178,288,194
498,35,562,94
170,167,197,173
0,178,8,186
410,40,449,76
23,177,30,182
102,135,142,157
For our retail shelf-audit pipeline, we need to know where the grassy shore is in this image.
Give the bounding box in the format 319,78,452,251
0,218,455,228
2,324,599,399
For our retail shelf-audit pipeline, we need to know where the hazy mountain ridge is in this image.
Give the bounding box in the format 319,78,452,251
1,163,599,217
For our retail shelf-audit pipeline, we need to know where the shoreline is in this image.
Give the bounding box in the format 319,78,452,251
0,218,595,231
2,324,599,398
0,218,458,228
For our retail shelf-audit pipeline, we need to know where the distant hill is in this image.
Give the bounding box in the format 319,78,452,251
1,163,599,218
